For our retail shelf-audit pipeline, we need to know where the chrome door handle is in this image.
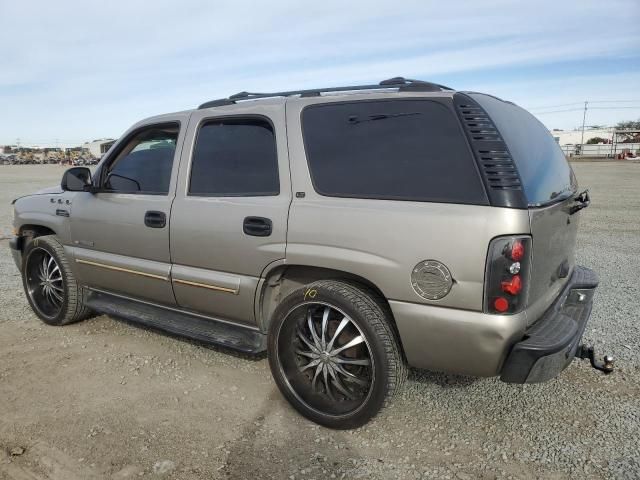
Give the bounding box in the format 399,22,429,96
144,211,166,228
243,216,272,236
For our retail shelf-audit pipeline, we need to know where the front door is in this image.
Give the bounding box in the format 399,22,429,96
69,117,189,305
170,105,290,325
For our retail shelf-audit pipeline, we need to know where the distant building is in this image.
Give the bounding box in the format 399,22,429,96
43,147,63,157
550,128,613,146
550,128,640,157
83,138,116,158
63,146,88,160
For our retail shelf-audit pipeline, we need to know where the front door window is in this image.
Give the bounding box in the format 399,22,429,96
104,124,179,194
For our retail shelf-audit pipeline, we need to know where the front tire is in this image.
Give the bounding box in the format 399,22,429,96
22,235,92,326
267,280,406,429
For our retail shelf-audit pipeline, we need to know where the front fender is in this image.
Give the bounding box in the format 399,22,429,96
13,192,76,245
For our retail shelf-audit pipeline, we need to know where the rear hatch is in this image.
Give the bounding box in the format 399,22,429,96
528,197,578,314
471,93,580,319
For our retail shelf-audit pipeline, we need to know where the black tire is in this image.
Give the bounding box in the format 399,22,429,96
267,280,406,429
21,235,92,326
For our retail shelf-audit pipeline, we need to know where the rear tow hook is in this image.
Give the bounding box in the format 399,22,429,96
576,345,614,374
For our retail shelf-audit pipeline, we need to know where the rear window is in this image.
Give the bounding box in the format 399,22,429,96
302,99,488,205
470,94,577,207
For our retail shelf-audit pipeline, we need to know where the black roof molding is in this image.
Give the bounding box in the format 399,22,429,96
198,77,455,109
198,99,235,108
453,92,527,209
460,90,519,106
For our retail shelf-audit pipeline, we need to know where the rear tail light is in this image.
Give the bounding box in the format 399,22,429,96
493,297,510,312
485,236,531,314
501,274,522,295
510,240,525,261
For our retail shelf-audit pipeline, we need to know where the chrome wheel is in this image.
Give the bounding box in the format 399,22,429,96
277,302,374,416
25,247,64,319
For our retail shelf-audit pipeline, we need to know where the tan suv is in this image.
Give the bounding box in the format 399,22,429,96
10,77,611,428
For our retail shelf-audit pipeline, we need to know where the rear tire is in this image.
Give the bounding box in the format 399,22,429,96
21,235,92,326
267,280,406,429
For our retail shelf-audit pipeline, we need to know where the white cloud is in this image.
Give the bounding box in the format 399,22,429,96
0,0,638,143
472,71,640,129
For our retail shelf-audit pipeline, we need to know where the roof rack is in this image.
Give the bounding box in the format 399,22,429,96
198,77,454,109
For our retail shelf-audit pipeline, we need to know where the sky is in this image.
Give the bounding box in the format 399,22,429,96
1,0,639,147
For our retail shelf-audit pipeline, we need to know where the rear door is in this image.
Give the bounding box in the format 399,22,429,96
169,103,290,326
69,116,189,305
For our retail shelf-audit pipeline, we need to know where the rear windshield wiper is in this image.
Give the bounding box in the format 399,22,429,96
570,189,590,215
348,112,421,124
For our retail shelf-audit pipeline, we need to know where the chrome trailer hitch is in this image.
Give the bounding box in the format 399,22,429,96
576,345,614,374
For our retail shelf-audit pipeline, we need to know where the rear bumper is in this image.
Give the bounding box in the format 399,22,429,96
390,265,598,378
390,301,528,377
500,266,599,383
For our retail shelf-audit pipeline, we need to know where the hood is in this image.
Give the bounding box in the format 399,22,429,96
35,185,63,195
12,185,63,204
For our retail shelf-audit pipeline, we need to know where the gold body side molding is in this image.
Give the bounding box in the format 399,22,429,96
172,278,238,295
75,259,168,281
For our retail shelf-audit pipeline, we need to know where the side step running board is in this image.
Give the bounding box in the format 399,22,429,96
85,290,266,354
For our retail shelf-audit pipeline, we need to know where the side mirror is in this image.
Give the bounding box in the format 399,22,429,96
61,167,93,192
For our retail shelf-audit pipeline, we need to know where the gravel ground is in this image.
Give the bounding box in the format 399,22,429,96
0,163,638,480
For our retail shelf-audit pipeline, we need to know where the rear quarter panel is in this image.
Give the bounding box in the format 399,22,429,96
285,95,532,311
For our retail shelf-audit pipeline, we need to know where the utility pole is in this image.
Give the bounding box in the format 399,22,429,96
610,128,615,159
580,101,588,154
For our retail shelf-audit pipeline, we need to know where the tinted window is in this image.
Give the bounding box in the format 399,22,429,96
105,124,178,194
470,94,577,206
302,99,487,204
189,119,279,196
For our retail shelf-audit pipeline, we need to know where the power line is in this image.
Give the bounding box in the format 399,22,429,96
589,106,640,110
588,99,640,104
533,108,585,115
529,99,640,112
534,106,640,115
528,102,584,110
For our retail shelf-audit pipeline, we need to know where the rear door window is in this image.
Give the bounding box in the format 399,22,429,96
302,99,488,205
470,94,577,206
189,118,279,196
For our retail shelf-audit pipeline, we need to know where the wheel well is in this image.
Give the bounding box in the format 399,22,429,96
257,265,403,353
18,225,56,249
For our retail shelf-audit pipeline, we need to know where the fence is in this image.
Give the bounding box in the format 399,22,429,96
561,143,640,158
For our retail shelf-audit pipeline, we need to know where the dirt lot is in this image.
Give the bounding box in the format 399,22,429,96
1,163,639,480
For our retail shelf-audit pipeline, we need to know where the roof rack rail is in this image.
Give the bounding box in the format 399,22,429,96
198,77,454,109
